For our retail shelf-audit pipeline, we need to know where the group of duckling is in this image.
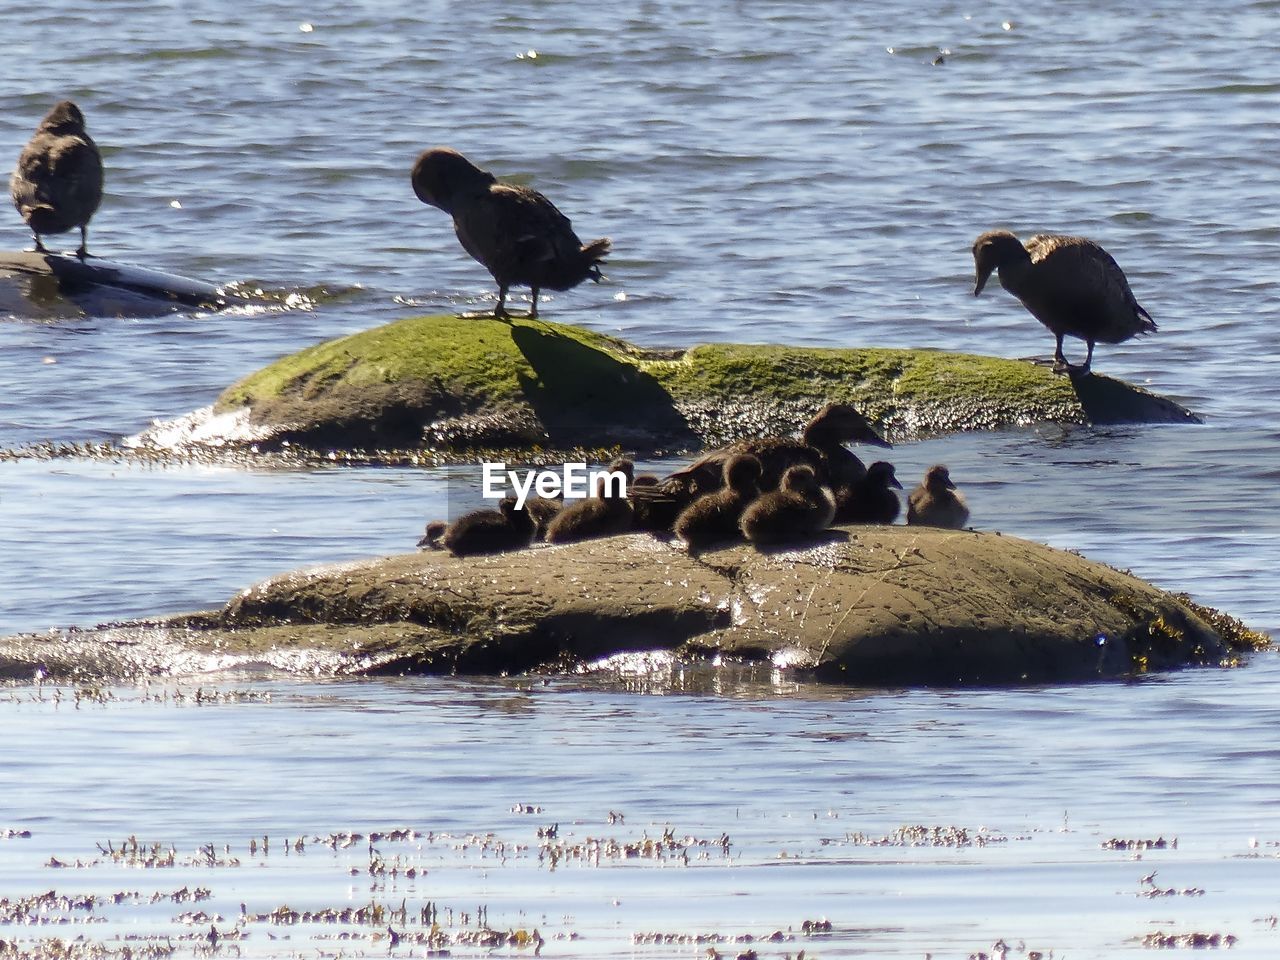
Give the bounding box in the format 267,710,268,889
420,402,970,557
14,101,1155,378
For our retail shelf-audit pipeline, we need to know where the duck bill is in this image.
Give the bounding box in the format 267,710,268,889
889,477,904,490
863,430,892,449
973,265,994,296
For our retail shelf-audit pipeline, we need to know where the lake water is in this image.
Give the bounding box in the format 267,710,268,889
1,1,1278,957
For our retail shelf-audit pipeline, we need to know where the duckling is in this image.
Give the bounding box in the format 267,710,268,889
10,100,103,259
411,147,610,319
836,460,903,524
417,519,448,550
663,402,889,499
739,464,836,545
674,453,763,549
906,465,969,529
544,458,634,543
972,230,1156,375
441,496,536,556
524,495,563,540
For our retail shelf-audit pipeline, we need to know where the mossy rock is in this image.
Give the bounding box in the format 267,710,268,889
215,313,1198,453
0,527,1263,685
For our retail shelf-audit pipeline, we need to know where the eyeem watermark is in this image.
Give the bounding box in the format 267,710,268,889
482,462,628,509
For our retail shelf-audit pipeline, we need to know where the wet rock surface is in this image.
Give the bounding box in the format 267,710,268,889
1,527,1257,686
0,250,249,317
207,313,1200,456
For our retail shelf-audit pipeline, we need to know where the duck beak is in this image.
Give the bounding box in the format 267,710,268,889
973,266,993,297
890,476,903,490
862,428,892,449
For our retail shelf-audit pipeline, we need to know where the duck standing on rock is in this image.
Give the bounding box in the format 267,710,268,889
836,460,903,524
674,453,762,549
906,465,969,529
972,230,1156,375
739,464,836,545
662,402,890,500
411,147,611,319
545,458,634,544
10,100,104,259
440,497,536,556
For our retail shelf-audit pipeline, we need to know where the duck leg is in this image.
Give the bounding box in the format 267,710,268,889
529,285,540,320
494,284,510,320
76,225,89,260
1051,333,1069,373
31,233,47,254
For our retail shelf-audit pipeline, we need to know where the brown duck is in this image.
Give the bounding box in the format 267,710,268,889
836,460,903,524
673,453,762,549
10,101,103,259
441,497,536,556
972,230,1156,374
411,147,610,319
739,464,836,545
906,465,969,529
662,402,889,499
544,458,634,543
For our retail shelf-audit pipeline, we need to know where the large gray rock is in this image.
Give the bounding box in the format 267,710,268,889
0,527,1258,686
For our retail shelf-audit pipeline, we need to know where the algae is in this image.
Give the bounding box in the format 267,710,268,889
213,313,1197,455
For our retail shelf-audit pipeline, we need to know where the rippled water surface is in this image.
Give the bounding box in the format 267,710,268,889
1,1,1278,957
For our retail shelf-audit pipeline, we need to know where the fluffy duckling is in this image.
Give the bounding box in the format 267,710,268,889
441,497,536,556
674,453,763,549
544,458,634,544
836,460,903,524
524,495,563,540
417,519,448,550
10,100,104,259
739,464,836,545
906,465,969,529
411,147,610,319
663,402,889,498
972,230,1156,375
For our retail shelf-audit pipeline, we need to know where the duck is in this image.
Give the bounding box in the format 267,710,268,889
417,519,448,550
524,495,564,540
972,230,1156,375
411,147,610,319
739,464,836,545
10,100,104,259
662,402,889,500
836,460,903,524
906,465,969,529
544,458,634,543
673,453,763,549
441,496,536,556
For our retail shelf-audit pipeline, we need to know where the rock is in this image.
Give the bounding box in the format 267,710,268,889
1,528,1261,685
210,313,1200,455
0,250,246,317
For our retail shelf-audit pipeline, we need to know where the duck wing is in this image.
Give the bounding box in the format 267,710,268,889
1025,234,1155,341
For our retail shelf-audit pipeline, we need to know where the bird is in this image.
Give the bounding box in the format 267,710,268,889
972,230,1156,375
906,465,969,529
673,453,762,549
661,402,889,500
10,100,104,259
739,464,836,545
417,519,448,550
544,458,634,543
835,460,903,524
411,147,610,319
440,497,536,556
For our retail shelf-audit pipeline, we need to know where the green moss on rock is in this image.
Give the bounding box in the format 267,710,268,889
215,313,1199,454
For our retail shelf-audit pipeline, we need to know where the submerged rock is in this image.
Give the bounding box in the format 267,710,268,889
0,250,246,317
210,313,1200,456
1,527,1262,686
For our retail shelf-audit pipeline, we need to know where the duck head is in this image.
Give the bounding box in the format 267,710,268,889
723,453,763,494
972,230,1027,296
806,403,891,448
411,147,496,214
924,464,956,492
868,461,903,490
39,100,87,135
